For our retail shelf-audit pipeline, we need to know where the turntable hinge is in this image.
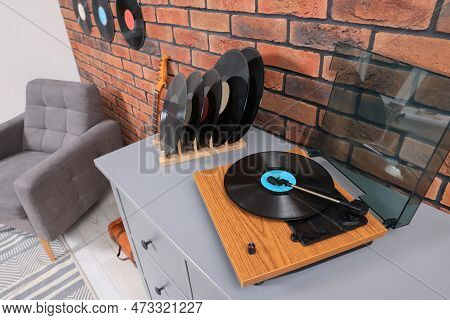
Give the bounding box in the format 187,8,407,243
383,218,398,229
305,148,321,158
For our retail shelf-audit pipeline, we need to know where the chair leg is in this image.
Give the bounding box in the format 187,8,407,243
39,239,56,262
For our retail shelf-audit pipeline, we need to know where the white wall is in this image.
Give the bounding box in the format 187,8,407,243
0,0,79,123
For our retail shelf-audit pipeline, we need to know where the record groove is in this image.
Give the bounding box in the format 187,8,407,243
224,152,337,220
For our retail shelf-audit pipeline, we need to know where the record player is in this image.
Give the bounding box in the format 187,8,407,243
192,43,450,287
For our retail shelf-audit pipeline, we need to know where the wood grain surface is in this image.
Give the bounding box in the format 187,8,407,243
193,147,387,287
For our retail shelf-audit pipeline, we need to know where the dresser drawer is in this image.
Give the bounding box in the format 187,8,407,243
187,261,227,300
136,244,186,300
119,192,191,297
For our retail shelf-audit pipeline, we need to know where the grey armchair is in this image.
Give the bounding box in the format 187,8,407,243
0,79,123,260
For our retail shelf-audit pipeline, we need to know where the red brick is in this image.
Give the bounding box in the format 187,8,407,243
440,154,450,176
60,7,77,20
207,0,255,12
127,85,147,102
261,91,317,126
285,121,318,147
442,184,450,207
123,60,143,78
160,43,191,64
322,56,336,81
232,16,287,43
64,19,82,32
258,0,327,19
142,6,156,23
89,57,103,70
290,21,371,51
209,35,254,54
96,40,112,54
437,0,450,33
425,177,443,200
332,0,437,30
143,67,159,82
135,78,154,93
111,78,128,92
190,11,230,32
399,137,435,168
373,33,450,77
171,0,205,8
257,43,320,77
105,53,123,68
173,28,208,50
111,44,130,59
285,75,332,106
178,64,198,77
145,23,173,42
141,0,168,4
120,92,140,109
130,49,151,67
264,69,283,91
156,7,189,26
254,110,285,136
192,51,220,70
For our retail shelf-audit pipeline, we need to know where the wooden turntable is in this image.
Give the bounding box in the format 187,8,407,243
193,147,387,287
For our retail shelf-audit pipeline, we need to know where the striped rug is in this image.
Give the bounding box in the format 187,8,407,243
0,225,95,300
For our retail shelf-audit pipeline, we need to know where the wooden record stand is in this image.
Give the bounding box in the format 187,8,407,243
154,135,247,166
193,147,387,287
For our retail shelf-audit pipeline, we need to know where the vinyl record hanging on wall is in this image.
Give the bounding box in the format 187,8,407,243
92,0,115,42
116,0,146,50
73,0,93,34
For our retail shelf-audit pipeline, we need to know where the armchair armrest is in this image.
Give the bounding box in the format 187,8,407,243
14,120,123,240
0,113,24,160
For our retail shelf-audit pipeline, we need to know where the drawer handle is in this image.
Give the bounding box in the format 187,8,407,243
154,286,165,296
141,239,153,250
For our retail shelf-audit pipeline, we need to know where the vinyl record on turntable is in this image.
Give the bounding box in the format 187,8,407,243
228,48,264,143
160,74,188,156
181,71,204,150
73,0,93,34
197,69,222,148
92,0,115,42
116,0,145,50
224,151,337,220
213,50,249,146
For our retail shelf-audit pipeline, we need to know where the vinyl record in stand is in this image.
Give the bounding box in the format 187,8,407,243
228,48,264,143
213,50,249,146
116,0,146,50
224,151,337,220
181,71,204,151
73,0,93,34
197,69,222,148
160,74,188,157
92,0,115,42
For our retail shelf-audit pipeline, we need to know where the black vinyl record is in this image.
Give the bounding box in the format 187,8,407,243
160,74,188,156
181,71,204,151
73,0,92,34
224,152,337,220
92,0,115,42
213,50,250,146
228,48,264,143
116,0,146,50
197,69,222,148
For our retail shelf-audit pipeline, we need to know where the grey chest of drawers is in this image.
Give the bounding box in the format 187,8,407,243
94,128,450,300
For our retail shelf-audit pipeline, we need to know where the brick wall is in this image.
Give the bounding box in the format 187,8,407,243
58,0,450,213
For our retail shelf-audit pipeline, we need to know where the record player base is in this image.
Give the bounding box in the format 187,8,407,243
193,147,387,287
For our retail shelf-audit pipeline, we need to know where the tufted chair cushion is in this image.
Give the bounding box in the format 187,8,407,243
23,79,104,153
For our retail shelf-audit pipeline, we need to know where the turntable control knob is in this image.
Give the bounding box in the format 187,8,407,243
248,242,256,255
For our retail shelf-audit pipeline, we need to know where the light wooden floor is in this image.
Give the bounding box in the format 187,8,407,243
63,190,147,300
